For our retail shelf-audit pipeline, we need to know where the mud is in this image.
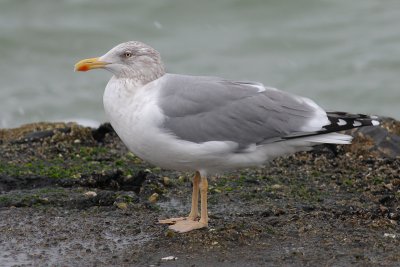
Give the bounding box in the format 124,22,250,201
0,120,399,266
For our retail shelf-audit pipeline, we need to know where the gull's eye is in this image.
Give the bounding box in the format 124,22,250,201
123,51,133,58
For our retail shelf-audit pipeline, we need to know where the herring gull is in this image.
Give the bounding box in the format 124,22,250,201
74,41,379,233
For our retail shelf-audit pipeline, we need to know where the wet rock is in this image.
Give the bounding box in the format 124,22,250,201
92,191,117,206
91,123,116,142
13,128,71,144
0,175,56,192
348,118,400,158
78,169,148,192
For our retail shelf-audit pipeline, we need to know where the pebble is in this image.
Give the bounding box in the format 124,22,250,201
148,193,159,203
115,202,128,210
162,176,171,186
161,256,178,261
384,233,396,239
178,175,186,183
84,191,97,197
271,184,283,190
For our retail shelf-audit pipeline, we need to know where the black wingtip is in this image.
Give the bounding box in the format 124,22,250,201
278,112,380,142
324,112,380,132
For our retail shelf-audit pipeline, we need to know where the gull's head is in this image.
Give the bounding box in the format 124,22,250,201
75,41,165,83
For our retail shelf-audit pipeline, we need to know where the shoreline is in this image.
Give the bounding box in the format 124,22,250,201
0,118,399,266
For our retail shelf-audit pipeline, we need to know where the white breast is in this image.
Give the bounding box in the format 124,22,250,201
103,76,165,158
103,77,190,169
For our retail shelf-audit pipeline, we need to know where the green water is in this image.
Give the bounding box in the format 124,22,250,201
1,0,399,128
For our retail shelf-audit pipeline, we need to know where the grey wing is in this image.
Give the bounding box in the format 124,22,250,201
158,74,324,149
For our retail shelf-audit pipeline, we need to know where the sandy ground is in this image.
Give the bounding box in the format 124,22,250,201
0,120,399,266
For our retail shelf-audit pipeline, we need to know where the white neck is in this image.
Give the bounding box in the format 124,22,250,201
103,77,142,125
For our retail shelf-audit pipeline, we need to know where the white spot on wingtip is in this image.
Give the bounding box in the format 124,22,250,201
337,119,347,126
353,120,362,127
372,120,380,126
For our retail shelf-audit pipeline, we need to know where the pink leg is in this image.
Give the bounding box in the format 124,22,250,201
158,171,200,224
168,175,208,233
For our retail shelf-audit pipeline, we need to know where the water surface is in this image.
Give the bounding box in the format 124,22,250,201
1,0,399,128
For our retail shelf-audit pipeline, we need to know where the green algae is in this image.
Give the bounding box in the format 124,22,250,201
0,146,145,180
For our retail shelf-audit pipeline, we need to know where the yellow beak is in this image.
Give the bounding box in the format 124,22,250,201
74,57,109,72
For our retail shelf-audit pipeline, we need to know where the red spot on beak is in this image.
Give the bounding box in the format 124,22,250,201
77,65,90,72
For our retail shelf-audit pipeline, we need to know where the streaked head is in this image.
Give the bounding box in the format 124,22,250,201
75,41,165,83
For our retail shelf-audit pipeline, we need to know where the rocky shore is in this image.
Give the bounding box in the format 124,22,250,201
0,118,399,266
